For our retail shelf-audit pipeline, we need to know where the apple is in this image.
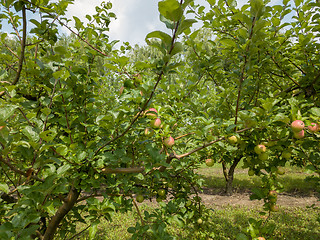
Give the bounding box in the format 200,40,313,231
144,127,154,137
282,151,291,160
205,158,214,167
197,218,203,224
257,237,266,240
156,197,163,203
293,130,304,139
0,126,5,131
158,189,166,197
150,118,161,129
164,136,174,148
270,204,279,212
291,120,305,132
254,144,266,154
277,167,285,175
136,194,144,203
145,108,158,118
268,190,278,200
133,73,142,85
258,152,268,161
248,169,255,176
228,135,238,144
308,123,319,132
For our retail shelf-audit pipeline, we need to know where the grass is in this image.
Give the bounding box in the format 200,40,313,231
198,162,319,195
75,205,320,240
72,164,319,239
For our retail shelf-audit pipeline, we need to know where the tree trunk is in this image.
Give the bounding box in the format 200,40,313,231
43,187,80,240
222,157,241,196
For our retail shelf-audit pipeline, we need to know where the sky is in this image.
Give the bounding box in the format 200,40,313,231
1,0,287,46
66,0,210,46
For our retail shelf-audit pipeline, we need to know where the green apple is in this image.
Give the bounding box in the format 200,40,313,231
158,189,166,197
277,167,285,175
197,218,203,224
205,158,214,167
228,135,238,144
248,169,255,176
270,204,279,212
282,151,291,160
258,152,268,161
136,194,144,203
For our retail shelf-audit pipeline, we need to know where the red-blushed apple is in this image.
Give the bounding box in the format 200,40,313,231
277,167,285,175
136,194,144,203
228,135,238,144
145,108,158,118
0,126,5,131
293,130,304,139
150,118,161,129
257,237,266,240
164,136,174,148
254,144,267,154
308,122,319,132
144,127,154,137
268,190,278,203
258,152,268,161
205,158,214,167
270,204,279,212
291,120,305,132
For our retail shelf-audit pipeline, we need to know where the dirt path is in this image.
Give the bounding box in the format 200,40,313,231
199,191,319,208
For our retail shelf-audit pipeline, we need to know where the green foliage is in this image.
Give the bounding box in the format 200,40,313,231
0,0,320,239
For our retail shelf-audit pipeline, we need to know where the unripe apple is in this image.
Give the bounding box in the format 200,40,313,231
268,190,278,199
248,169,255,176
164,136,174,148
293,130,304,139
282,151,291,160
144,127,154,137
228,135,238,144
291,120,305,132
277,167,285,175
158,188,166,197
258,152,268,161
145,108,158,118
270,204,279,212
150,118,161,129
308,123,319,132
197,218,203,224
254,144,267,154
136,194,144,203
205,158,214,167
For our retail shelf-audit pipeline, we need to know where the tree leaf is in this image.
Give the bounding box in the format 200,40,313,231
0,183,9,193
158,0,183,21
145,31,172,47
0,105,18,122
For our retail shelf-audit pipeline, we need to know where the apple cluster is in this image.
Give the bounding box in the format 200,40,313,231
291,119,319,139
144,108,175,148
